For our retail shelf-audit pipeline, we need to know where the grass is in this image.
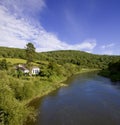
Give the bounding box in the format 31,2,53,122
0,58,26,64
0,58,40,66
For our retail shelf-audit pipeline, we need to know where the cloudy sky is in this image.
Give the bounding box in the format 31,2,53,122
0,0,120,55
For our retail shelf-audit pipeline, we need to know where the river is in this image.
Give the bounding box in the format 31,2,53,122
33,71,120,125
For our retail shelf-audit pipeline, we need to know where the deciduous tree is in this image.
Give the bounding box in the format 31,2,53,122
26,42,35,67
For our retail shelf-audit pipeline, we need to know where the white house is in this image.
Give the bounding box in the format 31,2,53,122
17,64,29,74
31,67,40,75
17,64,40,75
23,69,29,74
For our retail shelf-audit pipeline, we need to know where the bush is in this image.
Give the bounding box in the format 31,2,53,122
0,59,8,70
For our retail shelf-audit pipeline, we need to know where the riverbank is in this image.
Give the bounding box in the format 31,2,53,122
98,69,120,82
0,68,99,125
24,69,99,125
27,68,99,106
98,60,120,82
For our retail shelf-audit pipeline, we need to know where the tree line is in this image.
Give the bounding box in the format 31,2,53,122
0,46,120,70
99,60,120,82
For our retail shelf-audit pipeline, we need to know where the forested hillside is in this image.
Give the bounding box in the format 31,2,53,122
0,47,26,59
39,50,120,69
99,60,120,82
0,47,120,69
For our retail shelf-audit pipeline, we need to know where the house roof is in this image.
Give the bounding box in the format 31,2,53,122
16,64,28,71
32,67,40,69
16,64,40,71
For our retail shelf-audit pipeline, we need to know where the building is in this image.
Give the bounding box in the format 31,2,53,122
16,64,29,74
31,67,40,75
17,64,40,75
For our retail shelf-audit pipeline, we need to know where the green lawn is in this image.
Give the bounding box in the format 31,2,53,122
0,58,26,64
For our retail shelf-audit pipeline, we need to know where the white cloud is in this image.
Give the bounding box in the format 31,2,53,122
0,6,37,48
0,0,45,19
102,50,113,55
101,43,115,49
0,3,96,53
100,43,116,55
36,34,96,52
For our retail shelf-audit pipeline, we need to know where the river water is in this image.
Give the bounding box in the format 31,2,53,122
35,72,120,125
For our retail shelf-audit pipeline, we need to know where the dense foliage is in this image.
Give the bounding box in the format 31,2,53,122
99,60,120,82
39,50,120,69
0,47,120,69
0,47,26,59
0,71,66,125
0,71,32,125
0,59,8,70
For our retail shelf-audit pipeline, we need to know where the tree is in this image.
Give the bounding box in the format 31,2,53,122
26,42,35,67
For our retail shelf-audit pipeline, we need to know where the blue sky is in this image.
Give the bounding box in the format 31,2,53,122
0,0,120,55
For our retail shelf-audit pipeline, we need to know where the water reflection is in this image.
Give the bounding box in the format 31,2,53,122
36,72,120,125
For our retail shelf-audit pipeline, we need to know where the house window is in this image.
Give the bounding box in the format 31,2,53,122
35,70,38,74
32,69,39,74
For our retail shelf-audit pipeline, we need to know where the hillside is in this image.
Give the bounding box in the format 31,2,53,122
0,47,120,69
0,47,26,59
40,50,120,69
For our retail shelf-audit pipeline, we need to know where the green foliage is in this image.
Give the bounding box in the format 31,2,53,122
0,58,26,65
38,50,120,69
26,43,35,66
99,60,120,82
0,67,68,125
0,47,26,59
0,47,120,70
0,59,8,70
0,71,33,125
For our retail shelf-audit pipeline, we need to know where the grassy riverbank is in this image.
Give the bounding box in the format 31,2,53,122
0,67,97,125
27,68,99,104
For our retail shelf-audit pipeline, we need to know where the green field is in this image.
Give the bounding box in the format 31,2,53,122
0,58,26,64
0,58,42,66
